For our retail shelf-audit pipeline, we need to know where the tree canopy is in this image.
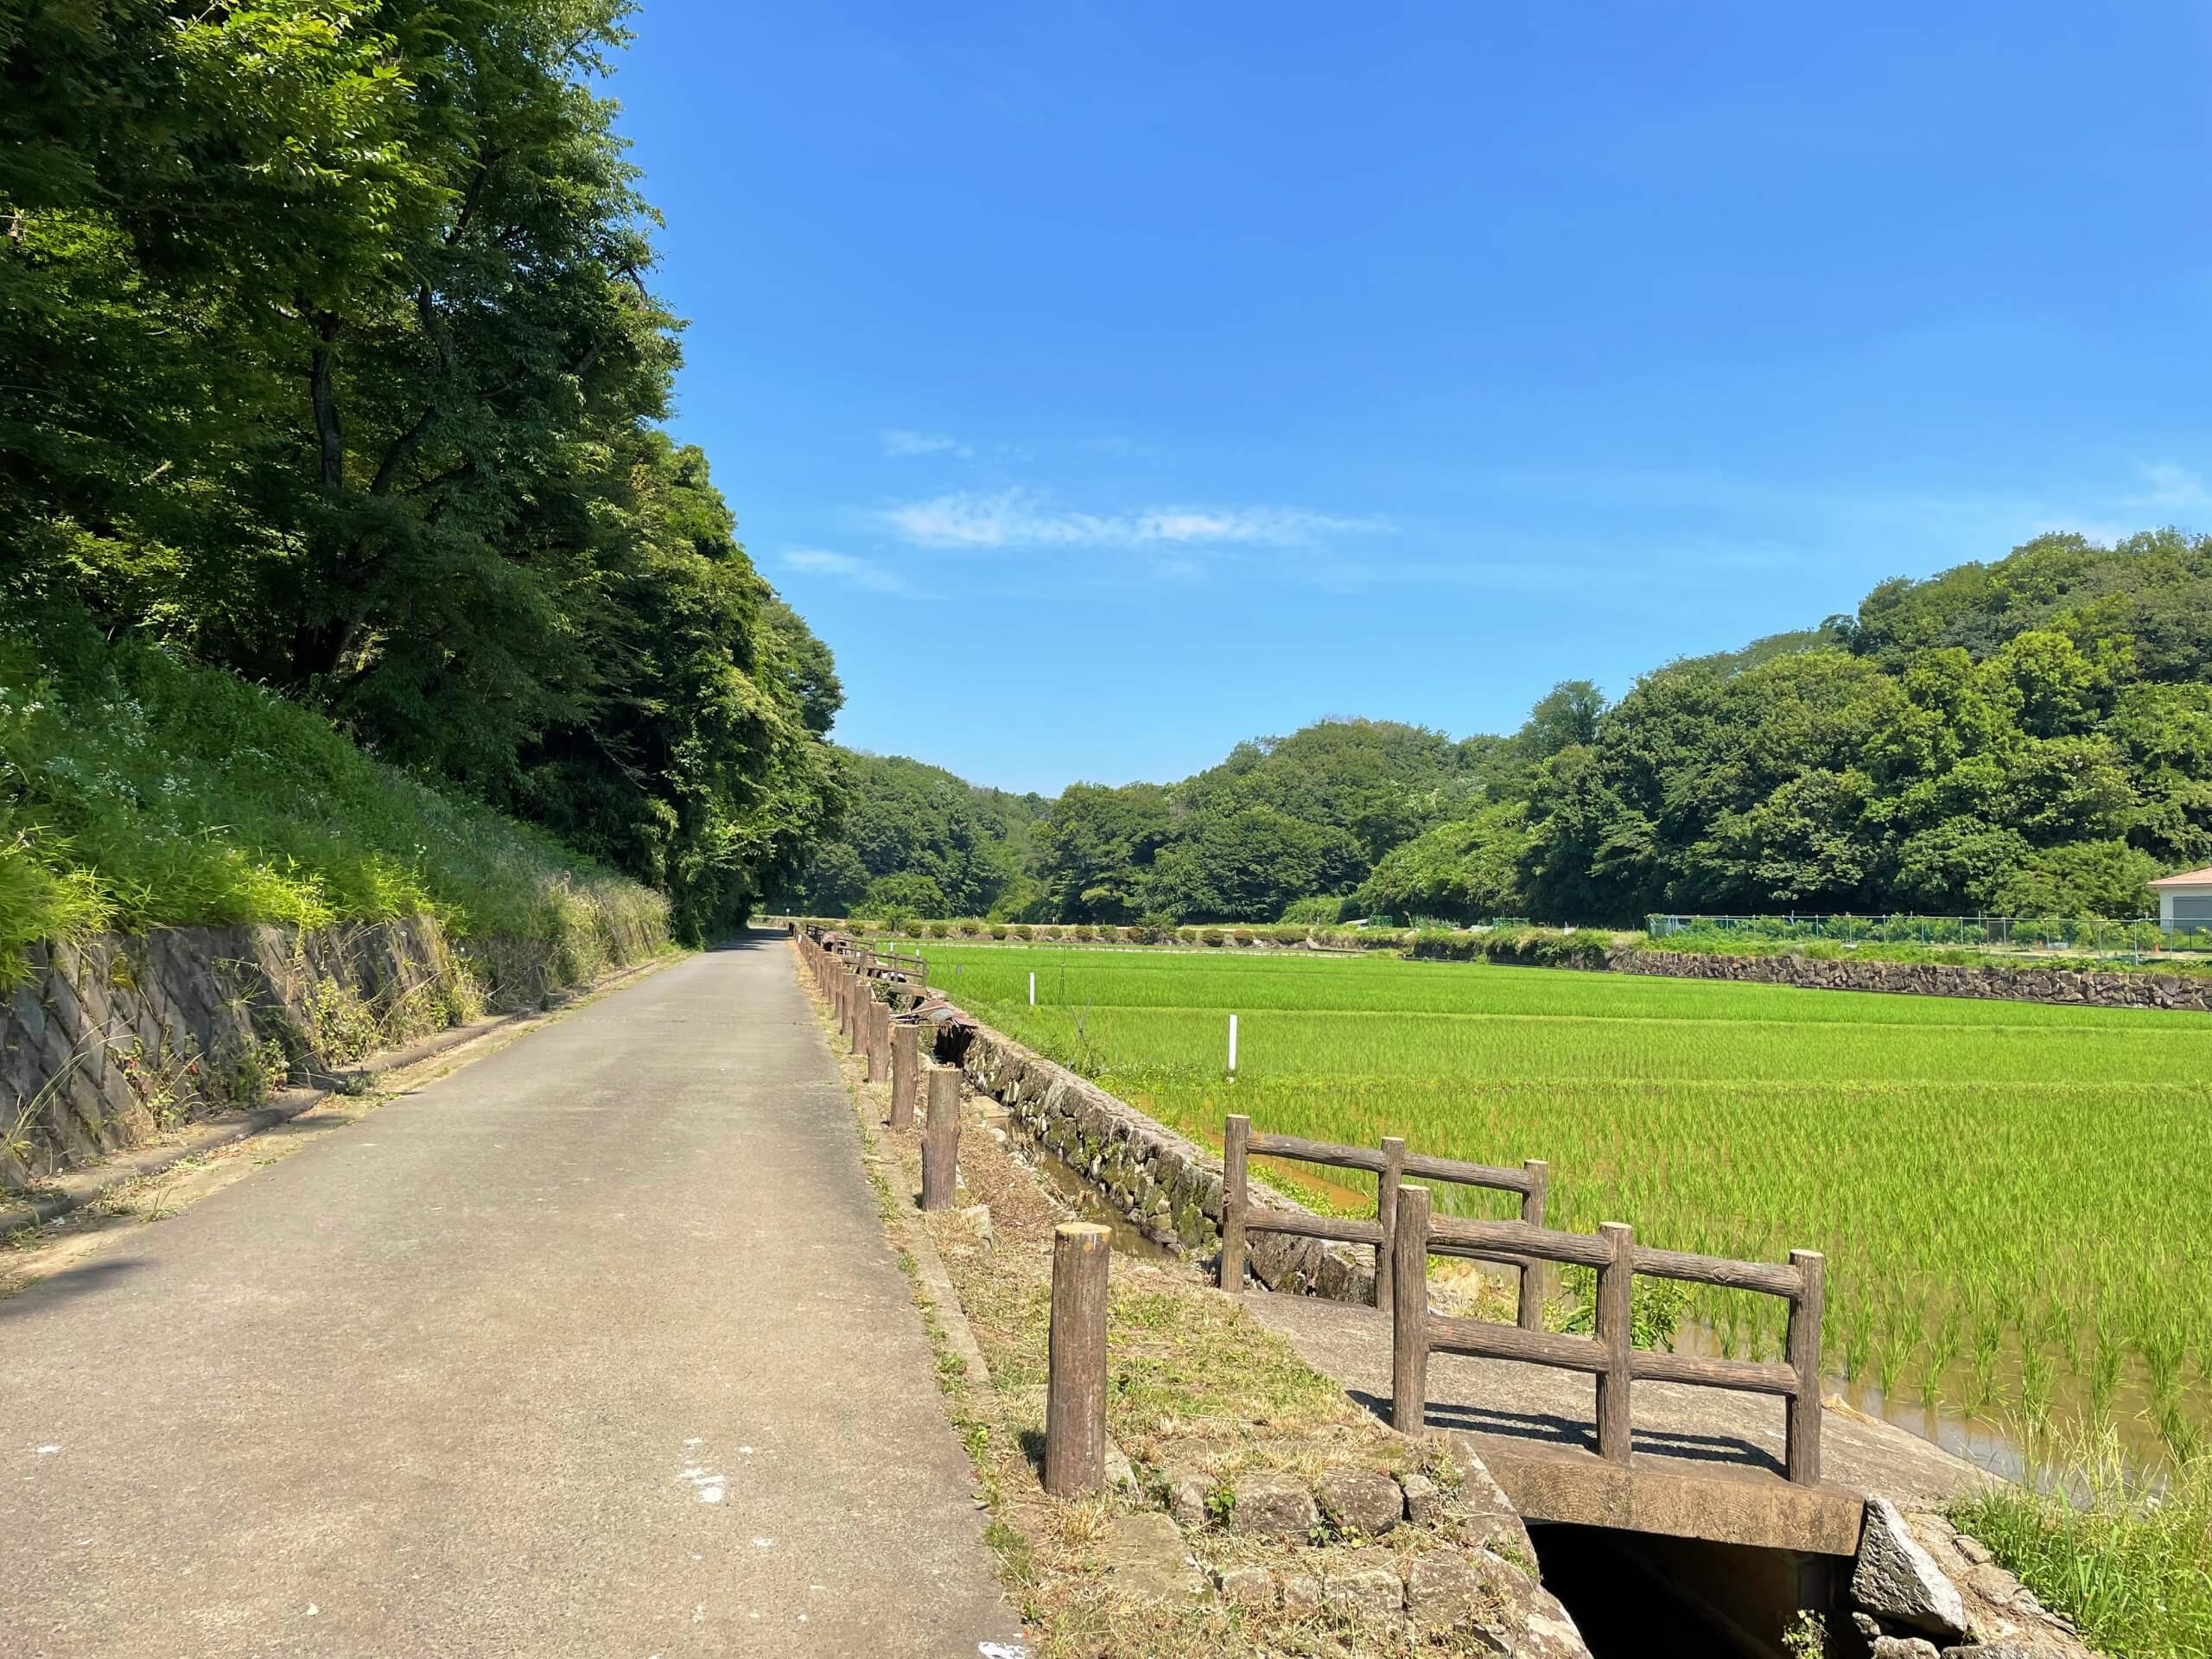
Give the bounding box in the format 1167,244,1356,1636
3,0,841,940
810,532,2212,927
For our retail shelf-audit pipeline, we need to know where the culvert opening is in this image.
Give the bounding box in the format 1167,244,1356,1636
1529,1521,1847,1658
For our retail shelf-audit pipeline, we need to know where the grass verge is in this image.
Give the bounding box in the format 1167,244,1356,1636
0,612,668,986
1950,1433,2212,1659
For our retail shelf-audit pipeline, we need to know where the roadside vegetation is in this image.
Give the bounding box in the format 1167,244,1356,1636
1951,1432,2212,1659
5,3,842,949
0,616,667,988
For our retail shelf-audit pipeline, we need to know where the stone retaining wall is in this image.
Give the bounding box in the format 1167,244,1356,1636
925,1008,1374,1303
2,917,504,1186
1613,948,2212,1010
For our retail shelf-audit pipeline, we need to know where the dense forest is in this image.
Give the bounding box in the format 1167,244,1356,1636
785,531,2212,927
2,1,842,944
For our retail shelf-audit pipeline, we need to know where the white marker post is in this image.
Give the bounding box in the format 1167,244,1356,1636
1228,1013,1239,1078
1029,970,1037,1007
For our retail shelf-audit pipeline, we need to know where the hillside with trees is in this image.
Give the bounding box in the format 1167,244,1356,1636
783,531,2212,927
2,1,841,948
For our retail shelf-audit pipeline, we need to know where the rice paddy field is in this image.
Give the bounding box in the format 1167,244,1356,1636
918,942,2212,1468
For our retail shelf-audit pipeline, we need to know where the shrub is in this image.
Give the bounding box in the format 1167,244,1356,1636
929,921,950,938
1232,928,1255,946
1201,927,1224,947
1014,924,1034,940
1279,894,1345,925
1178,927,1198,944
1134,915,1176,944
990,924,1009,939
1071,924,1095,941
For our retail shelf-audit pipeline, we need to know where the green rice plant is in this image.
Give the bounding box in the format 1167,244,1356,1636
924,941,2212,1462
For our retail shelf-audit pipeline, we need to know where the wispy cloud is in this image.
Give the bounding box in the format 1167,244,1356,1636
781,546,912,594
873,487,1393,551
881,429,974,461
2131,460,2212,515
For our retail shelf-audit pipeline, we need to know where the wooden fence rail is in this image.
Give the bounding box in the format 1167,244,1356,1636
1389,1185,1826,1484
1219,1115,1548,1324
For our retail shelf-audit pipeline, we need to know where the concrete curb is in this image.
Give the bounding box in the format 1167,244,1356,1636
0,949,681,1236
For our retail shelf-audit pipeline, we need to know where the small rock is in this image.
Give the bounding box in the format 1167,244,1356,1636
1280,1573,1322,1610
1406,1550,1480,1629
1853,1497,1969,1640
1321,1548,1404,1621
1953,1534,1993,1567
1164,1475,1209,1530
1964,1561,2021,1605
1942,1646,2038,1659
950,1202,994,1243
1229,1476,1318,1540
1871,1639,1939,1659
1216,1566,1274,1609
1316,1466,1405,1537
1401,1471,1445,1524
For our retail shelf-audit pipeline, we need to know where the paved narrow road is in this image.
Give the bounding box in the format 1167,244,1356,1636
1,932,1022,1658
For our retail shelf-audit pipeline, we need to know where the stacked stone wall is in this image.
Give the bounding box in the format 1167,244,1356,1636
2,918,500,1186
1613,948,2212,1010
926,1011,1373,1303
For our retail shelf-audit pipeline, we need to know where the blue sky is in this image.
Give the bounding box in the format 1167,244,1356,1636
609,3,2212,796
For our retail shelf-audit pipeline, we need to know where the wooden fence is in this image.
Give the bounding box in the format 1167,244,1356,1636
1388,1185,1826,1484
1219,1114,1548,1323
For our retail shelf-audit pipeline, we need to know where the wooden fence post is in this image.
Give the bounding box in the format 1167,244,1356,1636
921,1067,961,1211
1375,1136,1407,1311
890,1022,919,1129
1518,1159,1550,1332
848,980,865,1054
1786,1249,1825,1485
865,1001,888,1083
1390,1184,1432,1433
1045,1223,1111,1498
1219,1114,1250,1293
1595,1221,1634,1464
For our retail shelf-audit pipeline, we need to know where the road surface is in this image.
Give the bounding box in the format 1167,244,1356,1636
1,931,1022,1657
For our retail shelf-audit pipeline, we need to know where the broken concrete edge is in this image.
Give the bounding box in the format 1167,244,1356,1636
0,948,683,1236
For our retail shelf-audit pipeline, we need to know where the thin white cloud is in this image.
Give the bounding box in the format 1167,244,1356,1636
781,546,912,594
2131,460,2212,514
873,488,1393,550
881,429,974,461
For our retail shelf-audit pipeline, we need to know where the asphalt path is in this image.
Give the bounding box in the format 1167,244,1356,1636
0,931,1022,1657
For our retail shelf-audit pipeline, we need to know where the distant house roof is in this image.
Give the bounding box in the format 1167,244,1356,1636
2150,867,2212,889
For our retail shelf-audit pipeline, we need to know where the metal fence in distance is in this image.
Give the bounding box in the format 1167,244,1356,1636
1646,912,2212,958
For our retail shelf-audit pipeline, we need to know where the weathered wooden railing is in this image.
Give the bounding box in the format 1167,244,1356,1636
1219,1114,1548,1322
793,925,952,1199
1389,1185,1826,1484
868,947,928,989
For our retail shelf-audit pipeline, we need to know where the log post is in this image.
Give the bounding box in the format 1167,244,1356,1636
1044,1222,1111,1498
1595,1221,1634,1464
1219,1114,1250,1294
921,1067,961,1211
1785,1249,1825,1485
1390,1184,1432,1432
865,1001,887,1083
1518,1159,1550,1332
848,979,865,1054
890,1022,919,1129
1374,1136,1407,1311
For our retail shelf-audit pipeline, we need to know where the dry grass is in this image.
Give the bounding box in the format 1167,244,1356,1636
808,964,1533,1656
